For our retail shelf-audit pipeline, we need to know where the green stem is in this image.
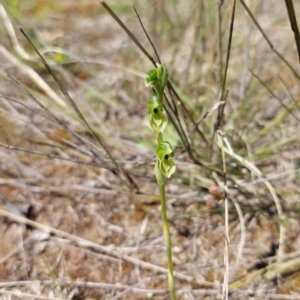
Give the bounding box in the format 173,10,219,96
159,182,176,300
147,63,176,298
157,131,163,144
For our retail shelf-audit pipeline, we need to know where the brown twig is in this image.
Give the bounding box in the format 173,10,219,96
133,6,161,64
99,1,156,66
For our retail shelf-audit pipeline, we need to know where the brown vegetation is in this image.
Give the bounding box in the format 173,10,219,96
0,1,300,299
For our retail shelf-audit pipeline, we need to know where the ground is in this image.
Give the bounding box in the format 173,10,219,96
0,1,300,299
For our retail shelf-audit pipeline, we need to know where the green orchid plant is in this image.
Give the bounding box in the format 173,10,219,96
145,63,176,300
145,63,176,183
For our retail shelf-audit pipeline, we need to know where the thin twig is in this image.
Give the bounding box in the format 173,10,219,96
211,0,236,153
99,1,156,66
133,6,161,63
218,1,224,88
7,74,112,169
0,142,115,170
284,0,300,63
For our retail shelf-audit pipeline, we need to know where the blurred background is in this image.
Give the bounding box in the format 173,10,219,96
0,1,300,299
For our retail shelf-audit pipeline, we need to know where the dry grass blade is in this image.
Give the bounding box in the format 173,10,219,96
192,101,225,133
284,0,300,62
167,84,205,148
212,0,236,152
218,142,286,265
99,1,156,66
214,4,237,299
0,3,31,60
218,1,224,87
133,6,161,63
218,131,230,300
229,256,300,290
220,0,236,102
0,45,66,107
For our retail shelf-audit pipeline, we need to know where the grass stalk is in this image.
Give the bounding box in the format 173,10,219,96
220,144,286,265
284,0,300,62
218,131,229,300
214,3,236,296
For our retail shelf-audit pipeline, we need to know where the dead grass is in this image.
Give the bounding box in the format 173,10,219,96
0,0,300,299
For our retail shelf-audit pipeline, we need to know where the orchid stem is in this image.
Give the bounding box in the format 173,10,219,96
159,182,176,300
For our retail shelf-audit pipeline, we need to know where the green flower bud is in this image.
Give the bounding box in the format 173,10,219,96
145,69,159,87
156,141,176,178
145,64,168,101
148,95,167,133
156,63,168,90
